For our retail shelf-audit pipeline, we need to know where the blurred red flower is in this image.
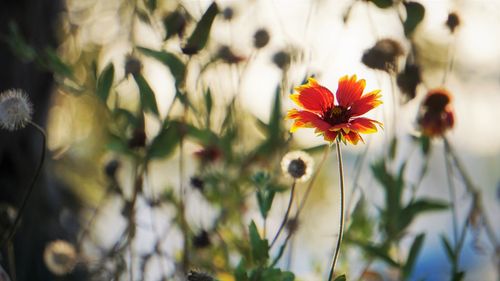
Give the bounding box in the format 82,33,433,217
418,88,455,137
287,76,383,145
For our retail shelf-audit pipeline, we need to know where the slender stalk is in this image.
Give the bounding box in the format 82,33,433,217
327,139,346,281
0,121,46,248
444,142,459,246
270,180,296,248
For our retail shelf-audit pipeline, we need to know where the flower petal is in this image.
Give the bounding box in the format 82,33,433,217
350,117,383,134
343,130,363,145
349,90,383,116
287,109,331,132
323,130,338,143
336,75,366,108
291,77,334,113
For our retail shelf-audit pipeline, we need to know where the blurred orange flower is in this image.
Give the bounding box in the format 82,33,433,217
287,76,383,145
418,88,455,137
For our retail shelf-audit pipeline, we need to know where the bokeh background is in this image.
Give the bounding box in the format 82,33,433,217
0,0,499,280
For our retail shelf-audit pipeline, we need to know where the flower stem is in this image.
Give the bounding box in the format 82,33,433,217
328,139,345,281
270,180,296,248
0,121,46,248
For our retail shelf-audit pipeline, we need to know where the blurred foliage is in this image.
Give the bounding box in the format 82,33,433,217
1,0,498,281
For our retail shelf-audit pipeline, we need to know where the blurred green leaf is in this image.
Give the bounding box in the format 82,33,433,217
249,221,269,264
256,189,275,219
146,0,157,11
204,88,213,128
333,275,346,281
419,135,431,155
403,233,425,278
404,2,425,36
369,0,393,9
348,239,399,267
389,137,398,160
41,47,74,78
147,123,180,160
452,272,465,281
4,21,36,62
234,260,249,281
304,144,327,154
163,10,188,40
136,8,151,24
440,234,455,262
133,73,160,116
347,196,373,240
96,63,114,104
182,2,219,55
137,47,186,85
399,199,448,230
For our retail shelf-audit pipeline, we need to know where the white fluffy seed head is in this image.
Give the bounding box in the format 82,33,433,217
0,89,33,131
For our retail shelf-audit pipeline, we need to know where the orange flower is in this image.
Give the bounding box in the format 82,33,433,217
418,88,454,137
286,76,383,145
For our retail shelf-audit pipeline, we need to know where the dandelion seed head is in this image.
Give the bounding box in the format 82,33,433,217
43,240,77,276
281,150,314,182
0,89,33,131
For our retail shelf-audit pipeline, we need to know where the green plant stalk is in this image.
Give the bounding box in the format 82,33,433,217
444,143,459,251
0,121,46,248
270,180,296,248
328,139,345,281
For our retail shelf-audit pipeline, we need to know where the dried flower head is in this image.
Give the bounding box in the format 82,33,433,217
253,28,270,49
362,38,404,73
192,230,211,248
125,56,142,77
418,88,454,137
43,240,77,276
222,7,234,21
397,63,422,102
163,10,188,39
217,46,245,64
446,12,460,33
0,89,33,131
187,270,215,281
272,50,291,70
281,151,314,182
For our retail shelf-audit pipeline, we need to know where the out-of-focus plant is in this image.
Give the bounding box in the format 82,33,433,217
1,0,498,281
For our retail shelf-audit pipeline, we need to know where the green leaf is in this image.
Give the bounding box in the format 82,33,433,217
133,73,159,116
333,274,347,281
347,196,373,240
269,86,283,141
182,2,219,55
96,63,114,103
147,123,180,159
146,0,157,12
234,260,249,281
389,137,398,160
440,234,455,262
399,199,448,230
204,88,213,127
248,221,269,264
369,0,393,9
41,48,74,78
403,233,425,278
256,189,275,219
5,21,37,62
452,272,465,281
349,239,399,267
419,135,431,155
404,2,425,36
137,47,185,85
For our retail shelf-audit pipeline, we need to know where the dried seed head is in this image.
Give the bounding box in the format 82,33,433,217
0,89,33,131
281,151,314,182
217,46,245,64
362,38,404,73
190,176,205,192
43,240,77,276
418,88,455,137
125,56,142,77
397,63,422,102
222,7,234,21
272,50,291,70
192,230,211,248
446,12,460,33
187,270,215,281
253,28,270,49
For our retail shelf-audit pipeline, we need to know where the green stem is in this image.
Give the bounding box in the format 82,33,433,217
0,121,46,248
443,142,459,248
270,180,296,248
328,139,345,281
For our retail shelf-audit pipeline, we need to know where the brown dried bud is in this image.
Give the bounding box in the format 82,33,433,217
128,127,146,148
397,63,422,102
362,38,404,73
222,7,234,21
272,50,291,70
418,88,455,137
163,10,188,39
192,230,211,248
125,56,142,77
253,28,270,49
217,46,245,64
446,12,460,33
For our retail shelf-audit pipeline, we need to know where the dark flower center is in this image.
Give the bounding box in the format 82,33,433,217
288,159,306,178
324,106,350,125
